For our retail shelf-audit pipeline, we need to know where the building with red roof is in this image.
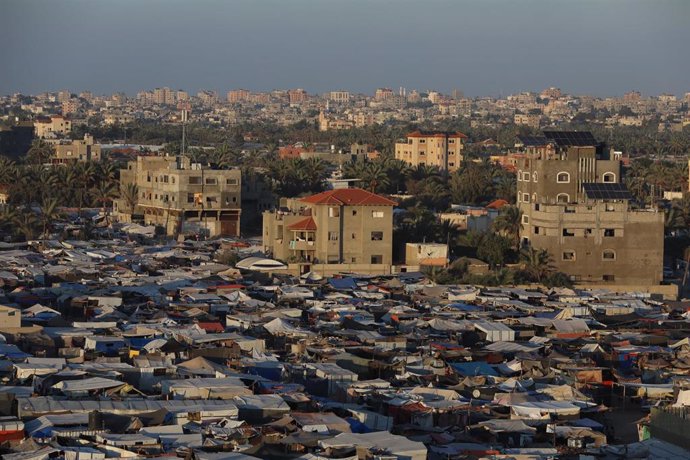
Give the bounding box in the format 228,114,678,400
262,188,397,275
394,131,466,172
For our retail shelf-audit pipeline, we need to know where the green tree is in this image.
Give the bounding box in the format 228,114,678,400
493,205,523,251
520,248,555,283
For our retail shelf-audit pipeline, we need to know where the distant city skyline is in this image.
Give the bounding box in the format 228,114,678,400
2,0,689,97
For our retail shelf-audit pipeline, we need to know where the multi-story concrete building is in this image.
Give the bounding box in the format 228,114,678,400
394,131,466,172
515,131,664,286
52,134,101,165
34,115,71,138
262,188,396,274
328,91,350,103
288,89,308,104
227,89,250,104
115,156,241,238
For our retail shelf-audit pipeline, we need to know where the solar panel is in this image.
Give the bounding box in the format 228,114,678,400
582,183,633,201
543,131,599,147
517,135,549,146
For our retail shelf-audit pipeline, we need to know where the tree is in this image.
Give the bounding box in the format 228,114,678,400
520,248,555,283
14,211,39,241
493,205,523,251
26,140,54,165
477,233,512,268
39,197,61,242
120,183,139,215
93,181,119,224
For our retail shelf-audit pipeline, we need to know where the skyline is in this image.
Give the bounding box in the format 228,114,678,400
2,0,690,97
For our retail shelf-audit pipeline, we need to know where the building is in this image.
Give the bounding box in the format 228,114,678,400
227,89,250,104
34,115,71,138
515,131,664,286
394,131,466,172
514,113,541,128
0,305,21,329
0,124,33,159
115,156,241,238
375,88,394,102
262,188,396,274
328,91,350,103
51,134,101,165
288,89,308,104
405,243,448,268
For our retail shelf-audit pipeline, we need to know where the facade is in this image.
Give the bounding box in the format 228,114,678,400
227,89,250,103
328,91,350,103
51,134,101,165
262,188,396,272
516,131,664,286
394,131,466,172
405,243,448,268
34,115,71,138
0,305,21,329
115,156,241,238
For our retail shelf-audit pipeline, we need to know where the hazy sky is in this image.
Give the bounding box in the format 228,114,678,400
1,0,689,97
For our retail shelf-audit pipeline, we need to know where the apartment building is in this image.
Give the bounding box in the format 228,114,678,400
227,89,250,103
262,188,396,274
52,134,101,165
394,131,466,172
328,91,350,103
34,115,71,138
288,89,308,104
515,131,664,286
115,156,241,238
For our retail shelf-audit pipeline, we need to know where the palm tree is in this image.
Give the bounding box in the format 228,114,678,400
93,181,118,225
39,197,61,242
520,248,555,283
26,140,54,165
493,205,523,251
14,211,39,241
120,183,139,215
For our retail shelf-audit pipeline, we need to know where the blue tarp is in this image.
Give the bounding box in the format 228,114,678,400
346,417,372,433
329,277,358,290
448,303,481,312
450,361,498,377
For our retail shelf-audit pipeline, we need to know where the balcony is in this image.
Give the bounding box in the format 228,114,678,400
289,240,315,251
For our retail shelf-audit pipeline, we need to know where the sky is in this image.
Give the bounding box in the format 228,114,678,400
1,0,689,97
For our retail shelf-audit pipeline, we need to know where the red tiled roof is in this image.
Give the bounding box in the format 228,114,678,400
486,199,509,209
301,188,397,207
288,216,317,230
197,322,224,333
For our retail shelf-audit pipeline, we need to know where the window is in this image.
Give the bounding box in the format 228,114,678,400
533,172,538,182
563,228,574,237
329,207,340,217
522,215,529,224
372,211,384,218
517,170,523,181
163,175,169,183
371,255,383,264
557,193,570,203
603,250,616,260
352,210,357,216
522,172,530,182
534,226,540,235
226,178,238,185
419,139,426,144
585,228,593,236
187,193,194,203
206,196,218,203
532,193,537,203
351,233,357,239
351,257,358,263
189,176,202,185
563,251,576,261
557,172,570,183
328,231,338,241
603,172,616,183
522,193,530,203
371,231,383,241
205,178,217,185
603,274,615,282
604,228,615,237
